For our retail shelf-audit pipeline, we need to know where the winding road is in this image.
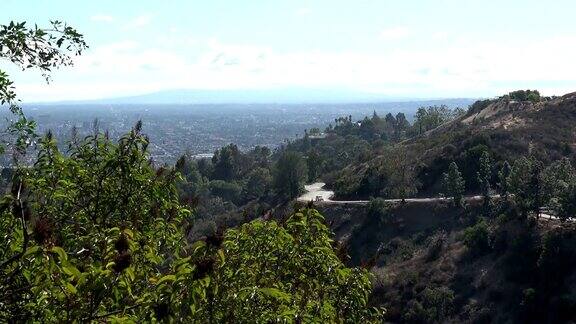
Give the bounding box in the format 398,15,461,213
297,182,484,205
297,182,573,222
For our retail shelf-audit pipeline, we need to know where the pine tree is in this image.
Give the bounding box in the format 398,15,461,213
477,151,492,215
529,160,544,218
509,157,542,218
498,161,512,200
558,182,576,221
443,162,465,206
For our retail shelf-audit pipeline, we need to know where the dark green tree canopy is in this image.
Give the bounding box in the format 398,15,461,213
0,128,382,322
274,151,308,199
443,162,465,206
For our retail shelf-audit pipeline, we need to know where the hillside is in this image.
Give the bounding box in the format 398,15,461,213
312,198,576,323
331,91,576,198
281,91,576,323
414,91,576,165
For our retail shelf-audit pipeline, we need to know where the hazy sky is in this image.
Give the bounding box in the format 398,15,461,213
2,0,576,101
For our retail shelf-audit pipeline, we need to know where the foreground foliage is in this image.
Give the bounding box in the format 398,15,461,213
1,20,87,154
0,127,382,322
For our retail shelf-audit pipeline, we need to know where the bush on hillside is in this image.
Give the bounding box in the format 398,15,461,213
462,219,491,256
367,197,393,226
508,90,541,103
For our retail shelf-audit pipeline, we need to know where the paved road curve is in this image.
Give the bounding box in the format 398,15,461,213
297,182,486,205
297,183,574,222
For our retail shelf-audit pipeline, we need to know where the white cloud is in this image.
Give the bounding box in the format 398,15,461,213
295,8,312,16
379,27,410,40
14,34,576,101
432,31,449,41
90,14,114,23
123,14,153,30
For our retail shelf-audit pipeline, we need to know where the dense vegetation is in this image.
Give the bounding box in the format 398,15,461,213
281,107,465,199
0,20,382,322
0,128,382,322
282,88,574,202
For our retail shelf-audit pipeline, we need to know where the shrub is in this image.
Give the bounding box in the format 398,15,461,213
462,219,491,256
209,179,242,203
421,286,455,321
426,231,447,262
537,230,575,280
367,197,393,226
403,286,455,323
508,89,540,103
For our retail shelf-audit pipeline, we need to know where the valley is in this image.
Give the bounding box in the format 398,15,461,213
3,4,576,321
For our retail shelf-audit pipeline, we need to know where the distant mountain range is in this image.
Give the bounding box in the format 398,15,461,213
31,88,477,105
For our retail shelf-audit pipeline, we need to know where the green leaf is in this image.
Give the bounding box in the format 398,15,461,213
65,282,77,294
217,249,225,264
23,245,41,257
258,288,291,302
125,267,135,281
123,228,134,238
62,262,81,278
173,256,191,268
156,274,176,285
50,246,67,261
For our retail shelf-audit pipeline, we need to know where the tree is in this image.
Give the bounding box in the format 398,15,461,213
306,149,323,182
415,107,427,135
509,157,543,218
197,157,214,178
0,20,87,155
394,112,410,139
508,89,540,103
209,180,242,204
175,154,208,200
528,160,544,218
249,145,271,169
273,151,308,199
367,198,392,226
0,125,193,321
209,209,384,322
498,161,512,200
477,151,492,215
462,219,491,256
212,144,243,181
557,182,576,221
460,144,489,190
443,162,465,206
542,158,576,221
384,113,396,130
386,149,419,202
243,167,272,201
509,157,532,217
413,105,453,135
0,128,382,322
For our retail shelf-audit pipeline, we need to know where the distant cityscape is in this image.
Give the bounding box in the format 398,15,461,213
1,99,474,166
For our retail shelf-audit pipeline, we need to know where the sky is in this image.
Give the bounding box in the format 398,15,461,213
2,0,576,102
